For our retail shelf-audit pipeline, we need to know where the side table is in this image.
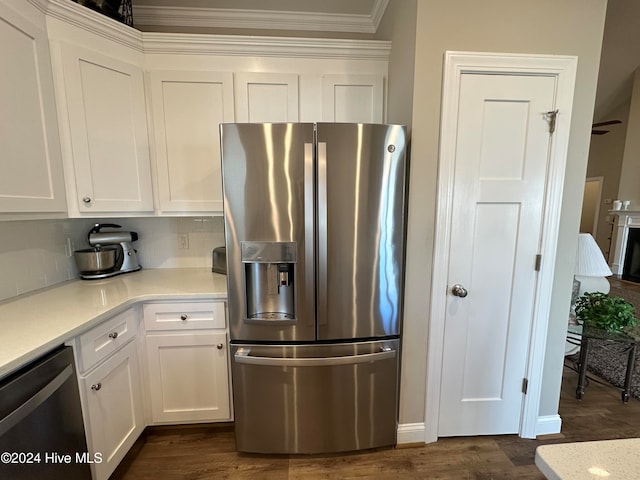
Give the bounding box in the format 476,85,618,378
569,324,637,403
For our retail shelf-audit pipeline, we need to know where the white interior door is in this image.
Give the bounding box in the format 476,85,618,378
580,177,603,236
438,73,556,436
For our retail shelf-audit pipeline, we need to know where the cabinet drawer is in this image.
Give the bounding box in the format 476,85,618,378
143,302,225,331
77,307,138,373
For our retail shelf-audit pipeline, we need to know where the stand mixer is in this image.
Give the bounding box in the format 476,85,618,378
74,223,142,279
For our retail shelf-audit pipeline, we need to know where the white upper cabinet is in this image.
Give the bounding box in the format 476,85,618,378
149,71,234,213
322,74,384,123
0,2,66,214
57,44,154,215
235,72,299,123
23,0,389,217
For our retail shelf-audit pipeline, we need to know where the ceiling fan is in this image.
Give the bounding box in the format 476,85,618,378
591,120,622,135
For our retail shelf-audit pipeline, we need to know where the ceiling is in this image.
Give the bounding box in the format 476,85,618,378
132,0,388,34
131,0,636,123
593,0,640,122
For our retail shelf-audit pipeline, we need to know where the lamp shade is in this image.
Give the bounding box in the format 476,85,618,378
575,233,612,277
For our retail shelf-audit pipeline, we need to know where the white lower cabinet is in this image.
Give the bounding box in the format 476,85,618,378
69,300,231,478
145,332,231,423
143,301,231,424
81,340,144,480
70,307,145,480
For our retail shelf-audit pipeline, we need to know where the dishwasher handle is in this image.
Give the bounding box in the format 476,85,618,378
0,364,73,437
234,348,396,367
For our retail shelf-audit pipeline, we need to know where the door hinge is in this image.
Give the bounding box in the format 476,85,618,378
535,254,542,271
544,109,559,134
522,378,529,395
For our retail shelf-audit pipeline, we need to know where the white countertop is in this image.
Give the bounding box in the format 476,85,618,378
0,268,227,380
535,438,640,479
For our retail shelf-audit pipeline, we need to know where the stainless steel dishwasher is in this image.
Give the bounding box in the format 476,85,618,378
0,346,91,479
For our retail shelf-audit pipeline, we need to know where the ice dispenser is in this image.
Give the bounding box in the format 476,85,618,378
242,242,296,322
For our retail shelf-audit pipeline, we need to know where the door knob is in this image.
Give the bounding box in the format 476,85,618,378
451,284,468,298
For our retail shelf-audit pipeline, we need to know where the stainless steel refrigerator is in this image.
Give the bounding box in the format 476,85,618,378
220,122,407,454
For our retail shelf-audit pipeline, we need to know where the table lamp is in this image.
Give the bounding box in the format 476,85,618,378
574,233,612,297
566,233,613,354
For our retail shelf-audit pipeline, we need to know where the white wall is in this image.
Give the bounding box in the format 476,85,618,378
375,0,419,426
375,0,417,132
0,217,224,302
398,0,606,428
617,66,640,210
585,100,630,257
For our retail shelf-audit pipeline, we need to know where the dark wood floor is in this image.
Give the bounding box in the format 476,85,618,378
113,364,640,480
609,276,640,294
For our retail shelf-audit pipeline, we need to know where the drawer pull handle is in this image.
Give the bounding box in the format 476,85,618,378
91,383,102,391
108,332,118,339
180,314,188,321
217,344,224,350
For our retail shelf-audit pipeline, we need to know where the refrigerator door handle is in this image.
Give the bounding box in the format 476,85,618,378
317,141,328,327
304,142,315,328
234,347,396,367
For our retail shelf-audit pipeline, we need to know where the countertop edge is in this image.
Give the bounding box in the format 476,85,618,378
0,269,227,380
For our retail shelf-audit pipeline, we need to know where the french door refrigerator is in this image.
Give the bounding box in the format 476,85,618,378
220,123,407,454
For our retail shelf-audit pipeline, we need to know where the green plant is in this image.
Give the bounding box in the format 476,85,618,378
575,292,637,332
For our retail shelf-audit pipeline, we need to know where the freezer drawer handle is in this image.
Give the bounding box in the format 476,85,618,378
234,348,396,367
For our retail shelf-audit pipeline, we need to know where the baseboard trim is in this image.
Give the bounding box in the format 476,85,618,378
535,414,562,437
397,422,426,444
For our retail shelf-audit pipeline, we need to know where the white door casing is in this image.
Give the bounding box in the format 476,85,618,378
426,52,577,441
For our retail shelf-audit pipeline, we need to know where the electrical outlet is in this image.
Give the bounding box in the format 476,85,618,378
178,234,190,249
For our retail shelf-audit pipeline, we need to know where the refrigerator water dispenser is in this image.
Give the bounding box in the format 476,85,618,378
242,242,296,322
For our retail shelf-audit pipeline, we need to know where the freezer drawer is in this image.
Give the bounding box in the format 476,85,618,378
231,339,399,454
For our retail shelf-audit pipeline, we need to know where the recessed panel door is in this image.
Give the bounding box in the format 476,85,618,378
438,73,556,436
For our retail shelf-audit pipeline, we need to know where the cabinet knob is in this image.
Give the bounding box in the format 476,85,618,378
217,343,224,349
82,196,92,204
108,331,118,339
91,383,102,391
180,314,188,321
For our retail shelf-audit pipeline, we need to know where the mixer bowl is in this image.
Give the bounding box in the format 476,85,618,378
74,246,119,274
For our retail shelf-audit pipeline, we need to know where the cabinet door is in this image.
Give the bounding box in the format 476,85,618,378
322,74,384,123
60,44,153,213
0,2,66,213
149,71,234,213
235,72,299,122
146,332,231,424
82,340,144,480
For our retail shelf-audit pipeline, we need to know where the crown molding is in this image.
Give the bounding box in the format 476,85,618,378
24,0,390,60
31,0,143,51
25,0,49,15
133,0,389,34
142,33,391,60
371,0,390,31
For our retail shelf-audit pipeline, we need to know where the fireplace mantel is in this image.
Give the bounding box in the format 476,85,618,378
609,210,640,275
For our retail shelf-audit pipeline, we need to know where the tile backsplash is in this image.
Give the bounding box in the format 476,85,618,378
0,217,225,302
